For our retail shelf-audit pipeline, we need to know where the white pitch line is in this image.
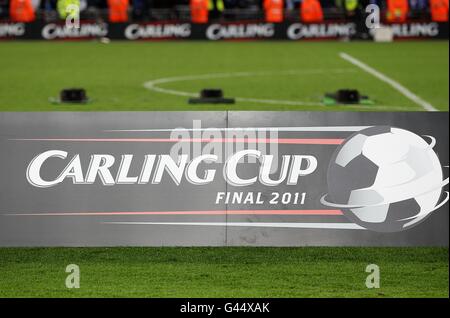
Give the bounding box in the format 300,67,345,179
143,69,351,107
339,52,438,112
103,222,365,230
143,69,415,110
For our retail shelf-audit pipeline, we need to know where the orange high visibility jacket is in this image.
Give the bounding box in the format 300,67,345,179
430,0,449,22
300,0,324,23
263,0,284,23
191,0,209,24
107,0,129,23
386,0,409,23
10,0,35,22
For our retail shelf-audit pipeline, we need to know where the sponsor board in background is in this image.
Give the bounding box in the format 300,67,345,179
121,23,191,40
40,21,108,40
286,22,356,40
1,21,448,40
0,112,448,246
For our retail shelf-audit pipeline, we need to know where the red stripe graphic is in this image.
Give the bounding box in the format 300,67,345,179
14,138,344,145
11,210,343,216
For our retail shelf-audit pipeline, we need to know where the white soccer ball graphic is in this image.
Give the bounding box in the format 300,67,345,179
321,126,449,232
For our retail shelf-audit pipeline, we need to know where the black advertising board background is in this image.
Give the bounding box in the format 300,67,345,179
1,20,448,40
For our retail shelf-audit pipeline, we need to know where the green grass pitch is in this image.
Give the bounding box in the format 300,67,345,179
0,41,448,111
0,247,448,298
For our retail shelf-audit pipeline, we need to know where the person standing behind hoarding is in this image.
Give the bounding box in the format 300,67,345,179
131,0,150,20
300,0,324,22
344,0,358,11
10,0,36,22
107,0,129,22
57,0,80,19
334,0,358,19
386,0,409,22
209,0,225,20
264,0,284,22
429,0,448,21
31,0,41,10
286,0,301,9
191,0,209,23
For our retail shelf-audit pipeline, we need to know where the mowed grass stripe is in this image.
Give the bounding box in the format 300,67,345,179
0,247,447,298
0,41,447,111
